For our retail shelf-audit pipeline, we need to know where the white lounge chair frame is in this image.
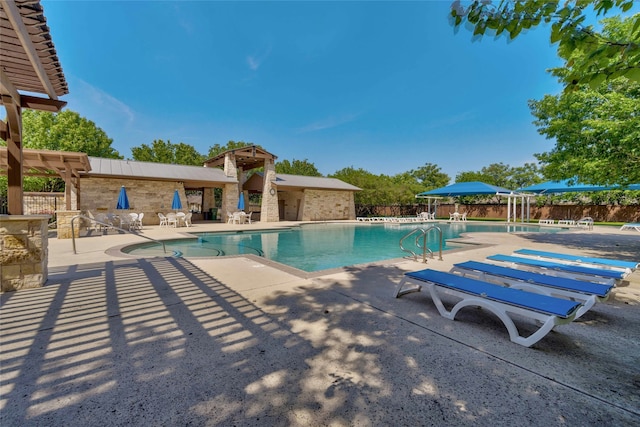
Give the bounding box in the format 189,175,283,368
450,261,612,320
395,269,581,347
487,255,620,285
513,249,637,273
620,223,640,232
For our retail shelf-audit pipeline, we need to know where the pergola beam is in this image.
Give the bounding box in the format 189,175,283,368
2,0,58,100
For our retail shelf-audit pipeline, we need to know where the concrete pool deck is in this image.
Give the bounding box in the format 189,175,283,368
1,221,639,425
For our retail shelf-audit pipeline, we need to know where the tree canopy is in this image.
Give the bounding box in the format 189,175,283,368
530,15,640,185
450,0,640,90
131,139,205,166
275,159,322,176
17,109,122,158
0,109,121,193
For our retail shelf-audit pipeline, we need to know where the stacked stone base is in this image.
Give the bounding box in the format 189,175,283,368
0,215,49,292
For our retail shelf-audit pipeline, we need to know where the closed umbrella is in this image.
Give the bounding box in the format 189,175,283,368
237,193,245,211
171,190,182,211
116,186,130,210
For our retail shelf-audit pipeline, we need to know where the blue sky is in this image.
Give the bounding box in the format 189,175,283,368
27,1,620,179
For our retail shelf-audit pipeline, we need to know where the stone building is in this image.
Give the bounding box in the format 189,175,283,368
79,146,360,225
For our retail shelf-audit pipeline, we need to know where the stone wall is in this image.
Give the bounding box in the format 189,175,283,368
0,215,49,292
279,191,303,221
81,177,186,225
435,204,640,222
300,190,355,221
56,210,81,239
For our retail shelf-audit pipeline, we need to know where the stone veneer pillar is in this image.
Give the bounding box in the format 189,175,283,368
0,215,49,292
222,153,239,223
260,159,279,222
56,210,82,239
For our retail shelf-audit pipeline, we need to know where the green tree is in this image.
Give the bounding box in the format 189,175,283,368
529,15,640,185
130,139,205,166
330,167,389,205
409,163,450,190
276,159,323,176
1,109,121,193
450,1,640,89
18,109,121,158
510,163,543,189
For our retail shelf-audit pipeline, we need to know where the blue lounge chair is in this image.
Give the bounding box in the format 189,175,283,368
395,269,582,347
451,261,613,319
513,248,638,272
487,254,624,284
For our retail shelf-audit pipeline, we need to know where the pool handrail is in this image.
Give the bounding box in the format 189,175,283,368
71,214,167,255
399,226,443,263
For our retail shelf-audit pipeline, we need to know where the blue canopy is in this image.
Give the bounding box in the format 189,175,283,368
518,179,640,194
171,190,182,210
237,193,245,211
116,186,130,210
417,181,514,197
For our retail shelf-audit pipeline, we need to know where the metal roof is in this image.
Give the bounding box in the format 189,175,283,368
273,174,361,191
0,0,68,100
86,157,237,186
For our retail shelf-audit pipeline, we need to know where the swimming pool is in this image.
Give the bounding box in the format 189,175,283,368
122,222,562,272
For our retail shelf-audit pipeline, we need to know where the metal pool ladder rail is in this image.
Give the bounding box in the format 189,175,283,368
71,214,167,255
399,226,443,263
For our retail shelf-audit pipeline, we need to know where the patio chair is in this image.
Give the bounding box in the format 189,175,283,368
513,248,638,272
486,254,626,284
136,212,144,230
245,211,253,224
461,212,467,221
394,268,582,347
166,212,178,227
450,261,614,319
184,212,192,227
158,213,168,227
227,212,235,224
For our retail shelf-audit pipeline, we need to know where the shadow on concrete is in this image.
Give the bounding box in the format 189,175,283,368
1,254,639,425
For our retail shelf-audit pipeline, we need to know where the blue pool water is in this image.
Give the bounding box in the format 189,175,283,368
122,222,562,272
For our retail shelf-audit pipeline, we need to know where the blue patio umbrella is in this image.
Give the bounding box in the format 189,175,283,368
237,193,245,211
171,190,182,211
116,186,130,210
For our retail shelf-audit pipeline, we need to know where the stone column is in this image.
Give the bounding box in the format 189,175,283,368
56,210,82,239
0,215,49,292
260,158,279,222
222,153,239,223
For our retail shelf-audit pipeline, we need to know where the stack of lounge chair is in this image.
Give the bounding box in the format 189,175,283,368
394,248,637,347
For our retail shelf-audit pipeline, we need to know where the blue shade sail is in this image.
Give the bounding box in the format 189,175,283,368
417,181,513,197
116,186,130,209
518,179,640,194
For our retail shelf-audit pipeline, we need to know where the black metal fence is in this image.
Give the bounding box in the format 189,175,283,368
0,196,7,214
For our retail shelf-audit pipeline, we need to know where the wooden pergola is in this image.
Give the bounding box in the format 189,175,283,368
0,147,91,209
0,0,69,214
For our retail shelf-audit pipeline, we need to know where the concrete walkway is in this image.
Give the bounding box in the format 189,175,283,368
1,222,639,426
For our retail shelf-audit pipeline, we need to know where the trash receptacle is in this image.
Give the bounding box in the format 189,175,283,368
210,208,218,221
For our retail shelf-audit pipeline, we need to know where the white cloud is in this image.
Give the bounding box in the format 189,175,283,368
246,43,273,71
71,77,135,124
297,112,361,133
